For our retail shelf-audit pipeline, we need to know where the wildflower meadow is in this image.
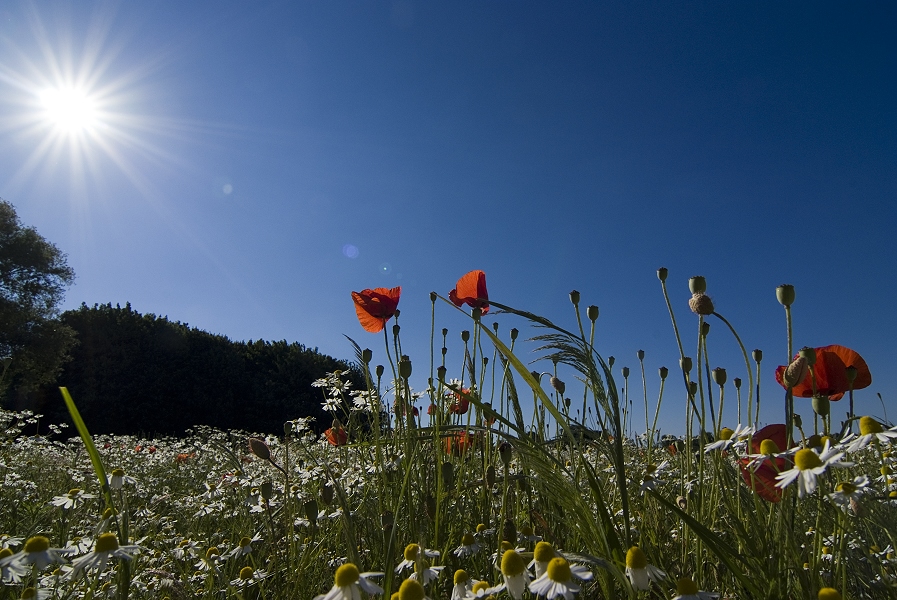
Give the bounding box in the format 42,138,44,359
0,270,894,600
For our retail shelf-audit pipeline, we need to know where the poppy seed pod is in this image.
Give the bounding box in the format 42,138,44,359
782,356,808,388
429,291,437,302
712,368,727,386
485,465,496,487
689,276,707,294
437,365,447,380
380,511,394,530
399,356,412,379
657,267,668,282
569,290,580,305
812,394,830,417
701,321,711,336
550,377,565,395
776,284,795,307
260,481,273,501
845,365,858,383
608,356,615,368
510,328,519,341
471,307,482,321
392,324,401,336
799,347,817,366
376,365,384,378
321,482,334,505
499,441,513,465
752,349,763,363
680,357,693,374
304,498,318,523
659,366,669,380
248,438,271,461
688,381,698,396
689,293,715,316
483,357,489,366
461,330,470,342
587,305,599,321
362,348,373,364
502,519,517,543
493,321,499,332
637,349,645,360
441,347,447,356
441,462,455,490
442,328,448,337
622,367,630,378
733,377,741,389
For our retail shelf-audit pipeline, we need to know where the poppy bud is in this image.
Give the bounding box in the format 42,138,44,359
701,322,711,336
499,442,513,465
248,438,271,461
657,267,668,282
332,418,342,430
783,356,808,387
622,367,630,378
659,366,669,380
321,482,334,505
569,290,580,305
442,328,448,337
483,357,489,367
608,356,615,368
796,347,816,368
493,321,499,332
812,394,830,417
793,414,803,428
502,519,517,543
712,367,727,386
304,498,318,523
441,346,447,356
430,291,437,302
362,348,373,364
637,349,645,360
733,377,741,389
472,307,482,321
461,330,470,342
399,356,412,379
437,365,447,380
260,481,273,501
376,365,384,378
392,324,400,336
441,462,455,490
510,328,519,341
690,293,714,316
425,494,436,519
689,276,707,294
680,357,692,374
284,421,292,436
485,465,496,487
688,381,698,396
587,305,599,321
564,397,571,408
776,284,795,307
676,495,687,510
550,377,565,395
846,365,858,383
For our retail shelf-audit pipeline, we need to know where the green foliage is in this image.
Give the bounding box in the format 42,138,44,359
35,303,362,434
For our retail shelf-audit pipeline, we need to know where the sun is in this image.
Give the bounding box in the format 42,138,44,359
39,86,98,134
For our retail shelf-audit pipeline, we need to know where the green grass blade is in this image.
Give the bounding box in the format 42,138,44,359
60,387,114,511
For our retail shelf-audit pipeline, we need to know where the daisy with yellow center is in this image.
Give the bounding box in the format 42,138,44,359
0,536,72,572
671,577,719,599
464,580,505,599
529,542,561,577
818,587,842,600
527,557,592,599
230,565,269,587
500,549,532,600
624,546,667,591
313,563,384,600
827,475,870,510
68,533,141,579
775,441,854,498
454,533,482,558
845,416,897,452
451,569,477,600
704,424,754,452
397,579,428,600
395,544,440,573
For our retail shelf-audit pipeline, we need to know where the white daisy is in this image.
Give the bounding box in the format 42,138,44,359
230,566,268,588
465,580,506,599
451,569,477,600
0,536,73,572
827,475,871,510
845,417,897,452
314,563,383,600
68,533,141,579
394,543,439,573
704,424,754,453
775,441,854,498
529,542,561,577
500,549,532,600
226,533,263,559
107,468,137,490
527,557,592,599
453,533,482,558
49,488,95,510
624,546,666,591
672,577,720,599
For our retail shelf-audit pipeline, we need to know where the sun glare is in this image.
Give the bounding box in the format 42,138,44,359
39,87,98,133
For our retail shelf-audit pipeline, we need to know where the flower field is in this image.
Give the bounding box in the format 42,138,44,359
0,271,894,600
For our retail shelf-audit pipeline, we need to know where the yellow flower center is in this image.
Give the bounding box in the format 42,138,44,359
676,578,699,594
794,448,823,470
822,546,831,555
239,537,252,548
520,526,534,536
454,569,469,585
646,463,657,474
859,416,883,435
112,468,125,477
890,491,897,499
501,549,525,576
461,533,475,546
626,546,648,569
500,541,514,552
719,427,734,441
206,547,220,559
0,548,12,559
102,508,116,520
835,482,856,495
403,543,420,561
472,581,489,593
476,523,487,533
546,558,571,582
24,536,50,553
759,439,780,455
398,579,425,600
818,587,842,600
239,566,254,580
179,539,190,548
881,466,891,476
68,488,81,497
94,533,119,553
335,563,360,587
20,588,37,600
534,541,556,563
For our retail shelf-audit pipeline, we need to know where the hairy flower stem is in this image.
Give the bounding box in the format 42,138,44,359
711,311,755,426
784,304,794,446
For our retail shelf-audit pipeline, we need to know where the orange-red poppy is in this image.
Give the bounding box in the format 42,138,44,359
351,287,401,333
774,344,871,401
739,424,788,503
445,430,479,455
449,390,471,415
449,270,489,314
325,427,348,446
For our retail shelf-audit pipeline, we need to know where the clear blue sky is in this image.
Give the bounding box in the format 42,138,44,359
1,2,894,433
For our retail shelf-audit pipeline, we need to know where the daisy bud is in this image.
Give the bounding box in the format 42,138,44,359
659,366,669,380
510,328,519,340
799,347,817,366
399,356,412,379
376,365,385,378
569,290,580,305
657,267,668,282
550,377,565,395
622,367,630,378
248,438,271,461
733,377,741,389
689,276,707,294
461,330,470,342
637,349,645,360
608,356,615,368
680,357,693,374
812,394,830,417
587,305,599,321
776,284,795,307
362,349,373,364
712,367,727,386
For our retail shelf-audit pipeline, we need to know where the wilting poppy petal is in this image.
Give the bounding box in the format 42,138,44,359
351,287,401,333
449,270,489,314
775,345,871,400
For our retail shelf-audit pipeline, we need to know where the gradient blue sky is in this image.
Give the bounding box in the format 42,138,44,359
1,2,894,432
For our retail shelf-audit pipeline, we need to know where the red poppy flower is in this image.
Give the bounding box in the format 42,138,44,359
739,424,788,503
445,430,479,455
774,344,872,401
449,391,471,415
449,270,489,314
351,287,401,333
325,427,348,446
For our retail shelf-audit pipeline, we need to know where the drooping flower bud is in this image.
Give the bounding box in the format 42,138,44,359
782,356,809,388
657,267,668,282
689,276,707,294
550,377,565,395
248,438,271,461
712,367,727,386
776,284,795,307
